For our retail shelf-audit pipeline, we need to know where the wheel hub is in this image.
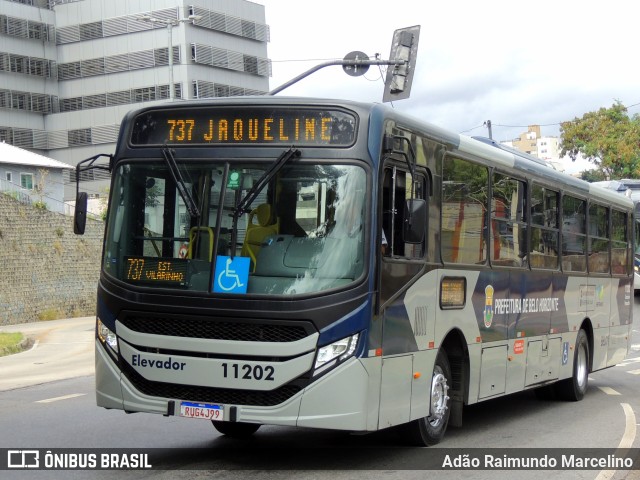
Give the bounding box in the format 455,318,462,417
429,370,450,427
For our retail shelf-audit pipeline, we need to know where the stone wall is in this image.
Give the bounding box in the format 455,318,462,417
0,193,104,325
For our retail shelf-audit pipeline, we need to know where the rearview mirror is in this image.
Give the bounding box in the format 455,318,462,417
403,198,426,244
74,191,88,235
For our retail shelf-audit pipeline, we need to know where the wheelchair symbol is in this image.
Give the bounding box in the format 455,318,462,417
218,258,244,291
213,256,250,294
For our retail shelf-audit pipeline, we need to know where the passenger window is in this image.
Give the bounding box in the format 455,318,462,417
611,209,628,275
530,184,559,269
562,195,586,272
491,173,528,267
442,157,488,264
588,203,609,274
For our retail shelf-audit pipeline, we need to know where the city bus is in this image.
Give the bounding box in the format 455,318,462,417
592,179,640,292
75,96,634,446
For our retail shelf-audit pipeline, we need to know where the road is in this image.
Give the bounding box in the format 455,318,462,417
1,308,640,479
0,317,94,391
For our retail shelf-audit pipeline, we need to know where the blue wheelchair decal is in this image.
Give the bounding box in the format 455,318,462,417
213,256,250,294
562,341,569,365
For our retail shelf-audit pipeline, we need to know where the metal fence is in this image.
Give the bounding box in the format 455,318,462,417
0,177,80,216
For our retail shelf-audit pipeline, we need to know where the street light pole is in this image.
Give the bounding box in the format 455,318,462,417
166,21,175,100
137,13,202,101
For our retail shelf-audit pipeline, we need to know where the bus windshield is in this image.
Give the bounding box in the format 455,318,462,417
102,159,367,296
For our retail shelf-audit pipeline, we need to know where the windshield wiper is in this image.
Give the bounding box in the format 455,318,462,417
162,146,200,219
229,147,300,257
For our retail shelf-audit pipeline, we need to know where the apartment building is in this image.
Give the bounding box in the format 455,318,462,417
503,124,562,168
0,0,270,199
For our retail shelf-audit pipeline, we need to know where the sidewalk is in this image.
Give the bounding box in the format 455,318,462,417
0,317,95,391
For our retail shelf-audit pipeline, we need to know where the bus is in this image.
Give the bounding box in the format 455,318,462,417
592,179,640,292
75,96,634,446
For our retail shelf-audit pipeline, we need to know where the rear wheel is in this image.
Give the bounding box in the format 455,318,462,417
212,421,261,438
555,329,589,401
402,349,451,446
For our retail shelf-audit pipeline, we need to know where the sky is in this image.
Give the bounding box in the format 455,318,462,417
256,0,639,173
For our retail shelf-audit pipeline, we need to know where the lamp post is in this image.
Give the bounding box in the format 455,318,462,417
138,14,201,101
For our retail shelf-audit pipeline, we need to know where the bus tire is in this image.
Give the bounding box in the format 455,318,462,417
402,349,451,446
212,421,260,438
554,329,589,401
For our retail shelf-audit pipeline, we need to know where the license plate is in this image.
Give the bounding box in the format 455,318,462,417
180,401,223,421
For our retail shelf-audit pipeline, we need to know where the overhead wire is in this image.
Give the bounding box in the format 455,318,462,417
459,100,640,135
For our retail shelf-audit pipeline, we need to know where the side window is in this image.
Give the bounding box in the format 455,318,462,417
381,166,426,259
562,195,586,272
588,203,609,274
491,173,527,267
530,184,559,269
442,157,488,264
611,209,628,275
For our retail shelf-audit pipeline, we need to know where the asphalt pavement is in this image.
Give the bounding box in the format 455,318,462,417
0,317,95,391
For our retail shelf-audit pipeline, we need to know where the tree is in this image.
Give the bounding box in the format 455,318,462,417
560,101,640,179
579,169,606,183
32,168,50,210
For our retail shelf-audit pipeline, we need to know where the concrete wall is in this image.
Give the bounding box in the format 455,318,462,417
0,192,104,325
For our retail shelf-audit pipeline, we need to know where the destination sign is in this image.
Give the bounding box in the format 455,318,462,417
130,107,357,146
124,257,188,286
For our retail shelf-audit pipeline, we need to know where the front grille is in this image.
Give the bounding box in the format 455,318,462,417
119,313,311,342
121,361,304,406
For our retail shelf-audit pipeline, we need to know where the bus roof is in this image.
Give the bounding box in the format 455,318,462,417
116,96,633,211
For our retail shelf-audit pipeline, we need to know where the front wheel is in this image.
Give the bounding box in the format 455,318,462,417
212,421,260,438
555,329,589,401
401,349,452,446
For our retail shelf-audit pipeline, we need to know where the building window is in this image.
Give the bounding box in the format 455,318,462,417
20,172,33,190
10,55,26,74
241,20,256,39
12,92,27,110
68,128,92,146
133,86,156,102
6,172,12,182
243,55,258,75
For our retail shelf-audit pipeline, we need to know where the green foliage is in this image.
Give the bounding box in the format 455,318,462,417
33,200,48,210
580,169,607,182
0,332,24,357
37,308,62,321
560,101,640,179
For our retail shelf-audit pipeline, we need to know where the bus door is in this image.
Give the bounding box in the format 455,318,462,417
486,176,558,391
521,184,561,388
378,164,429,427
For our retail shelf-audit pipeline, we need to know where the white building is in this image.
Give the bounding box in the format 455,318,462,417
0,0,270,200
502,125,570,173
0,140,73,213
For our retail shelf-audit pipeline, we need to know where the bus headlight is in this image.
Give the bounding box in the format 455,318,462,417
313,333,359,376
97,318,118,356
